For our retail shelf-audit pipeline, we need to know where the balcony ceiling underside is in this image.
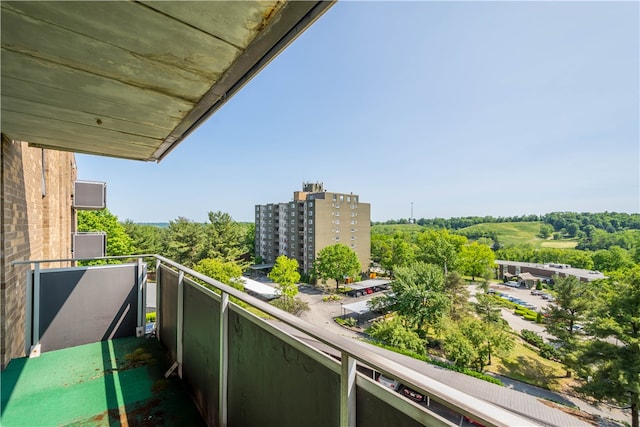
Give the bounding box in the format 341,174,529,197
1,1,333,161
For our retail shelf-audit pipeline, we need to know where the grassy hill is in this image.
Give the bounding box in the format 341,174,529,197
372,221,578,249
459,221,578,248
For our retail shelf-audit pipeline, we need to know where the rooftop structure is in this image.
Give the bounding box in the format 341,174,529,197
495,260,606,283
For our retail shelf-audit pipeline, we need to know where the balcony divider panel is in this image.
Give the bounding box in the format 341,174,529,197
158,264,179,363
182,278,221,427
38,263,139,352
227,309,340,427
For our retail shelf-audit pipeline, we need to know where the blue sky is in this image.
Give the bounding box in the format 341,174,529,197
77,1,639,223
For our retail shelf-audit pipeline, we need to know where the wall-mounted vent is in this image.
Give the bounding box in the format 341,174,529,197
73,181,106,210
73,232,106,259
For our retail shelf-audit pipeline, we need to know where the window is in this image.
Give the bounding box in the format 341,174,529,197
335,220,340,225
347,196,351,203
332,194,337,201
308,219,313,225
340,195,344,202
335,236,340,241
291,219,295,224
309,254,313,259
308,211,313,217
335,212,340,216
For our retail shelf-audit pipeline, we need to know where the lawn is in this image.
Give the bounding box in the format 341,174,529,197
484,338,569,392
540,240,579,249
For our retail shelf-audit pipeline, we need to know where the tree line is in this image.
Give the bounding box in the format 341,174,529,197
376,211,640,232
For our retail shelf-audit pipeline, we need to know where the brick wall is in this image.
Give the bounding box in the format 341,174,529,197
1,136,76,369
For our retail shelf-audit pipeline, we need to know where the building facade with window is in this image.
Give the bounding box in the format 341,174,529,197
255,183,371,274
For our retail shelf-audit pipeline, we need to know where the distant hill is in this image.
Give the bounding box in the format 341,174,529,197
458,221,578,249
372,221,579,249
138,222,169,228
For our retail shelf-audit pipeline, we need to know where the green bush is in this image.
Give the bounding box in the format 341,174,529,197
322,294,342,302
521,329,544,347
521,329,559,361
146,312,156,323
539,343,560,361
335,317,357,327
269,297,309,316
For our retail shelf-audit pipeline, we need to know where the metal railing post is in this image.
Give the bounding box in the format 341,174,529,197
340,352,356,427
219,292,229,427
136,257,145,337
24,267,33,355
155,258,161,341
30,263,42,358
177,270,184,378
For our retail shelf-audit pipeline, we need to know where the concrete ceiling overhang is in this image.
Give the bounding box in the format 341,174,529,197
1,1,334,161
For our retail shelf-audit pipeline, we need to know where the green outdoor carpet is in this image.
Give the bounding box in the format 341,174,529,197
1,336,205,426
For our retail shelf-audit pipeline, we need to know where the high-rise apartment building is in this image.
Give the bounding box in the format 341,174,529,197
255,183,371,274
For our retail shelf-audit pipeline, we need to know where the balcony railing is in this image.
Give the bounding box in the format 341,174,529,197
10,255,539,427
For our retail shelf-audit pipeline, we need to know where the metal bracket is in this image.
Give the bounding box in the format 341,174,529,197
29,344,41,358
136,326,145,337
164,361,179,378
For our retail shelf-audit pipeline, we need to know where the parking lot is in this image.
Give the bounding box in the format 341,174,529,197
488,283,554,312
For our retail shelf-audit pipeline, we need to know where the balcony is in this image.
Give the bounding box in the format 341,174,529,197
3,255,540,427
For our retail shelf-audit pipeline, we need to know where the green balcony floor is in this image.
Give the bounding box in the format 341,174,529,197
1,336,205,426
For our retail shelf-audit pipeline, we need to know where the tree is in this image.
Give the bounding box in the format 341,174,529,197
576,268,640,427
539,223,554,239
268,255,300,300
77,208,133,259
443,318,513,371
543,275,593,377
163,217,206,267
387,262,449,333
444,272,470,320
459,242,495,282
313,244,361,290
592,246,634,272
201,211,247,265
243,222,256,261
122,220,166,255
475,293,502,325
193,258,244,291
366,316,425,355
416,229,467,274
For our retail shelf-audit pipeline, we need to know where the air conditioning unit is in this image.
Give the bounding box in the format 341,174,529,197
73,232,106,259
73,181,106,210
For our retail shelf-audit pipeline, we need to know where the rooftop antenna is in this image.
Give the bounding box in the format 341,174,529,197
411,201,414,224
